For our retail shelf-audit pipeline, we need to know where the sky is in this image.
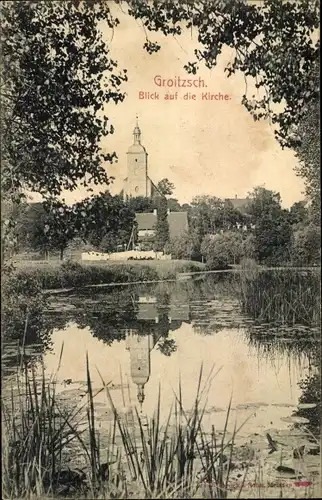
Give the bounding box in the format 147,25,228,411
30,1,305,208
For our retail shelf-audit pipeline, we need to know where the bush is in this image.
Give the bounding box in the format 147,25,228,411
200,236,226,270
2,271,48,342
164,232,202,261
201,232,244,270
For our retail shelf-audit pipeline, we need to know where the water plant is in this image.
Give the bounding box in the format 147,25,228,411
238,269,320,327
2,354,245,499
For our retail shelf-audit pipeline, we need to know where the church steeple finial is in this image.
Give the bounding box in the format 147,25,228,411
137,384,145,406
133,115,141,145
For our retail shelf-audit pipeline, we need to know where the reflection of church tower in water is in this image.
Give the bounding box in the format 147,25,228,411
125,330,156,406
125,294,190,406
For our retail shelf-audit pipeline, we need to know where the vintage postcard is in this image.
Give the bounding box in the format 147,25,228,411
1,1,321,499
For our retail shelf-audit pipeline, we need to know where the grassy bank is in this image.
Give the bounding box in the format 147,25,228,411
12,259,205,290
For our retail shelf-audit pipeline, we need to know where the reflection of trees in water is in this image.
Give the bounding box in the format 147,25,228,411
7,272,319,377
155,289,177,356
2,315,56,372
2,271,55,370
70,288,137,346
156,338,177,356
38,276,241,350
44,286,189,356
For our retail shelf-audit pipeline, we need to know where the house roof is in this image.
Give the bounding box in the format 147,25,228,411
135,211,189,239
226,198,249,211
136,212,156,229
168,212,189,239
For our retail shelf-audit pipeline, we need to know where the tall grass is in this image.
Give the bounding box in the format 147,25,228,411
2,357,245,499
2,354,81,498
239,269,321,327
11,259,204,291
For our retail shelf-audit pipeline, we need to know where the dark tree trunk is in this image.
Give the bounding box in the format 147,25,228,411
60,248,64,261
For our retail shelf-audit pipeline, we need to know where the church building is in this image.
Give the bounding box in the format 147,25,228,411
122,118,161,200
121,119,189,248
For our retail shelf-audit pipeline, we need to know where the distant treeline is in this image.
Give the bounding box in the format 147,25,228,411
5,186,321,268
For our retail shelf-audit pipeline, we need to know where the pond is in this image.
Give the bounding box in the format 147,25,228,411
2,273,321,497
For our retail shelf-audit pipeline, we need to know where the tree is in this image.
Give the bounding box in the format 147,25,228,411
14,201,76,259
247,187,292,264
253,211,292,265
294,97,320,219
127,0,319,148
289,201,308,227
167,198,183,212
200,235,229,270
74,192,136,252
0,1,127,260
1,1,126,199
127,196,156,213
291,224,321,265
157,178,175,196
246,186,281,224
1,198,29,258
15,202,50,255
43,200,79,260
15,194,136,258
127,0,319,215
189,195,244,238
153,197,169,252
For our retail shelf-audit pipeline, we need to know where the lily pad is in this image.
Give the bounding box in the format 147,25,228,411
297,403,317,409
271,403,296,408
236,403,261,409
275,465,303,479
280,416,310,424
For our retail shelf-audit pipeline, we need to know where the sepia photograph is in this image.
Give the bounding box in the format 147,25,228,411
1,0,321,498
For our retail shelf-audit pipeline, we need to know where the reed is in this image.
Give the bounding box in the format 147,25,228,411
238,269,320,327
2,357,245,499
1,357,82,498
96,363,246,499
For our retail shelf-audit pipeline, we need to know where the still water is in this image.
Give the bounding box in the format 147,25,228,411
7,275,317,440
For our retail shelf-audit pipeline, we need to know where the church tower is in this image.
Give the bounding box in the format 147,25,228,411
123,117,162,200
124,117,150,198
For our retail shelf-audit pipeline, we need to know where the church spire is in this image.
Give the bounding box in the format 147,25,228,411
133,114,141,144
